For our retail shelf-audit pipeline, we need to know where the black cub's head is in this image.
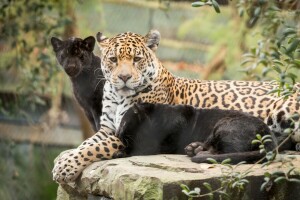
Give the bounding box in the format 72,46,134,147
51,36,95,77
116,103,154,152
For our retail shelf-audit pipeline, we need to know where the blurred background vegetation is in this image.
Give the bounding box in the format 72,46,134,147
0,0,299,199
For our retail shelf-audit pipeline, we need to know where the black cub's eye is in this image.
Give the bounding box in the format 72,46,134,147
133,57,142,62
109,57,117,63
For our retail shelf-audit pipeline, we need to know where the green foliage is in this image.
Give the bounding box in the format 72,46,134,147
237,1,300,96
191,1,300,92
0,0,73,113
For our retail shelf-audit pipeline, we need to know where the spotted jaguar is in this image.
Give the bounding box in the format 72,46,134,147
52,30,300,183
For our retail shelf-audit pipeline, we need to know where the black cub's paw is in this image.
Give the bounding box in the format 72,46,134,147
184,142,206,157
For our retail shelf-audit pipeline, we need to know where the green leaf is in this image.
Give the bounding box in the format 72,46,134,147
217,191,230,198
240,179,249,184
263,139,273,143
266,151,275,161
289,113,300,120
294,59,300,66
211,0,221,13
194,187,201,194
221,158,231,164
256,134,262,140
203,182,212,191
283,28,297,37
188,190,200,196
241,58,253,66
284,128,292,134
267,88,280,95
257,59,268,66
286,73,297,84
180,184,190,192
286,39,300,55
238,7,244,17
182,190,190,196
191,2,206,7
206,158,218,164
236,161,247,166
260,182,268,191
254,7,261,17
272,65,282,73
273,60,283,66
262,67,271,77
264,172,271,178
262,135,272,140
274,176,286,183
243,53,255,58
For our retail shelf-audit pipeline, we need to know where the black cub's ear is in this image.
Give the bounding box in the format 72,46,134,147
51,37,63,52
182,105,195,119
83,36,95,52
132,103,140,114
140,103,155,114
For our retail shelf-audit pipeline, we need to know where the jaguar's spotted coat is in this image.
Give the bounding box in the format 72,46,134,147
52,30,300,183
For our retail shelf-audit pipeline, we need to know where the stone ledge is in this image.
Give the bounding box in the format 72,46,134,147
56,154,300,200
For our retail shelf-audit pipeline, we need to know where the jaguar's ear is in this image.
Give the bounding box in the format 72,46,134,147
83,36,95,52
96,32,109,50
144,30,160,52
51,37,63,52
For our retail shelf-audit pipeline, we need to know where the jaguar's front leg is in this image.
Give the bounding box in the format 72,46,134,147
52,83,125,183
52,130,125,183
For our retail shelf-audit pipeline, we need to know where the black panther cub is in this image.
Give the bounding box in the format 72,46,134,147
51,36,104,131
116,103,277,164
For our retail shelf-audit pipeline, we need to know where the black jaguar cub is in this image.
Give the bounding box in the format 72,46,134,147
51,36,104,131
116,103,277,164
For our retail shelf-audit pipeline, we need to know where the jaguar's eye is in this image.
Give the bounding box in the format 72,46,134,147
133,57,142,62
109,57,117,63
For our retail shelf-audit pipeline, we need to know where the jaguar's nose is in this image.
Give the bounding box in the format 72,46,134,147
118,74,132,83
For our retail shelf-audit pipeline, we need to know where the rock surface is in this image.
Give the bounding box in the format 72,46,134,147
56,154,300,200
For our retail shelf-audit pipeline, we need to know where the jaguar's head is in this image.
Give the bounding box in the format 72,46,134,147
96,30,161,96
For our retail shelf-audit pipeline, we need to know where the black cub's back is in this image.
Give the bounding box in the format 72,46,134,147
117,103,279,164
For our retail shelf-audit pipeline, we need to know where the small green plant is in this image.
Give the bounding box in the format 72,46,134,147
181,132,300,199
261,167,300,192
252,134,276,164
181,159,250,200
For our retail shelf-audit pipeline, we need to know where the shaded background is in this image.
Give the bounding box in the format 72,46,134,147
0,0,299,199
